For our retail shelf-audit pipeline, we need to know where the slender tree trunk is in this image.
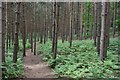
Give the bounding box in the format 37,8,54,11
52,2,56,58
34,2,36,55
5,2,8,53
106,2,111,47
49,4,53,40
22,2,26,57
83,3,86,40
13,2,21,63
11,3,14,45
65,3,69,41
61,2,66,43
113,1,116,38
30,3,34,52
77,2,80,39
2,2,5,63
52,2,59,59
97,2,101,55
52,2,56,53
93,2,97,46
53,3,59,59
80,3,83,40
7,3,12,48
69,2,73,48
44,4,47,44
100,2,107,61
0,2,2,78
39,9,43,44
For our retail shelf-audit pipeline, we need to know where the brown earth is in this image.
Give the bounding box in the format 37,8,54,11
23,49,56,78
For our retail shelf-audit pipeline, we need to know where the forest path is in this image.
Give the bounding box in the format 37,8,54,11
23,49,56,78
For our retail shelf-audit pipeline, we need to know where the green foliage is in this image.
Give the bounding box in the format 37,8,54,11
2,55,24,79
19,39,31,51
37,38,119,78
26,39,31,49
2,39,31,79
2,51,24,80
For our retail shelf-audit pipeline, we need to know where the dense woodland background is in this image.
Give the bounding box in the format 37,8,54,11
0,1,120,79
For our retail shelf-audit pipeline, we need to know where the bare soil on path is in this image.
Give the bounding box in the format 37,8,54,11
23,49,56,78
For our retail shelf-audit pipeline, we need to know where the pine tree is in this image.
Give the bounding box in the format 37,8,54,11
69,2,73,48
96,2,101,55
22,2,26,57
13,2,21,63
2,2,5,63
34,2,36,55
113,1,117,37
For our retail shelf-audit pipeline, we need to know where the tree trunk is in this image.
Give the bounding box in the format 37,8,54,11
113,2,116,38
44,4,47,44
22,2,26,57
61,2,66,43
100,2,107,61
106,2,111,47
49,4,53,40
52,2,59,59
13,2,21,63
69,2,73,48
10,3,14,46
93,2,97,46
0,1,2,78
54,3,59,59
96,2,101,55
34,2,36,55
2,2,5,63
52,2,56,53
5,2,8,53
39,9,43,44
76,2,80,39
80,2,83,40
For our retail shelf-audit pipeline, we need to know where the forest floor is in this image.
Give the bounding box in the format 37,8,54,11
23,49,56,78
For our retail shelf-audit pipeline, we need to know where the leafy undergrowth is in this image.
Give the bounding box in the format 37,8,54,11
37,38,120,78
2,39,31,80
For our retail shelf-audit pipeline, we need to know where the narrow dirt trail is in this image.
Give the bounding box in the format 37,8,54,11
23,49,56,78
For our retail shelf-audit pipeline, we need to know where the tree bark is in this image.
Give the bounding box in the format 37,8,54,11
100,2,107,61
61,2,66,43
0,1,2,79
69,2,73,48
13,2,21,63
34,2,36,55
106,2,111,47
2,2,5,63
93,2,97,46
96,2,101,55
54,3,59,59
44,3,47,44
52,2,59,59
52,2,56,53
11,3,14,45
80,3,83,40
22,2,26,57
5,2,8,53
76,2,80,39
113,1,116,38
